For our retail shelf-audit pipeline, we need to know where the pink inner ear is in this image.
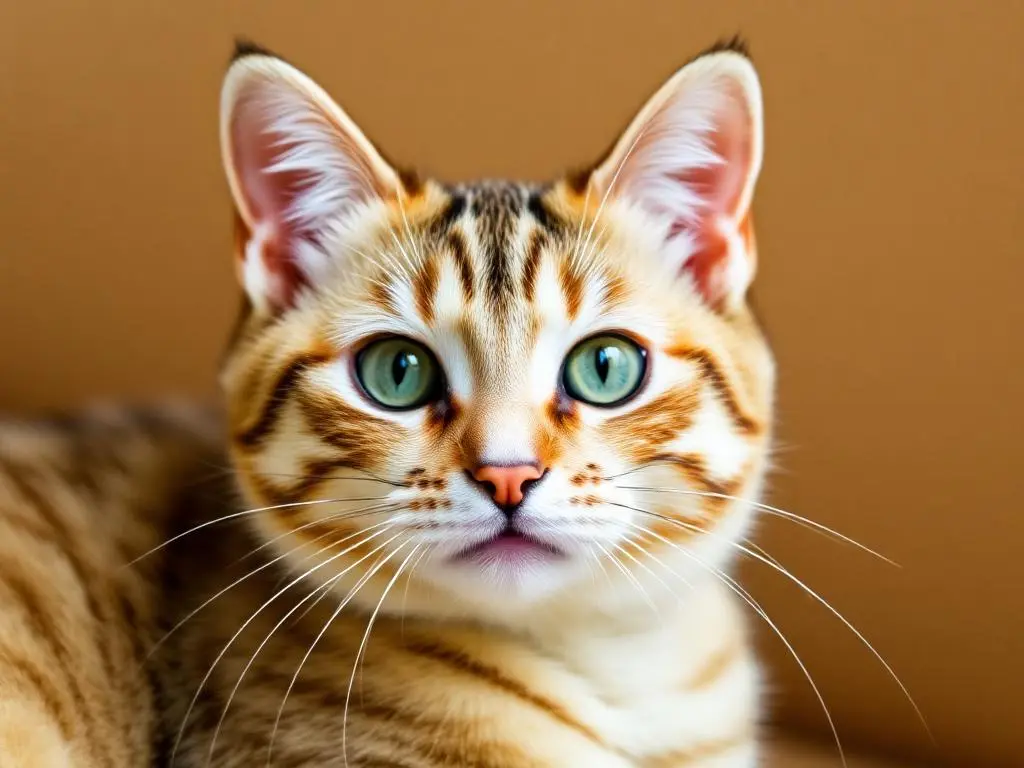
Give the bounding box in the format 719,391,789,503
229,91,315,309
669,80,755,308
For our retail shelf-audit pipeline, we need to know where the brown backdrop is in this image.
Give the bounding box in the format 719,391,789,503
2,2,1021,765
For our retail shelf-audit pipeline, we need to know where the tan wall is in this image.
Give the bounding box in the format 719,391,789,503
2,2,1021,765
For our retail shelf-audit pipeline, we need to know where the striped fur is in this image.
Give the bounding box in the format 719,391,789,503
0,39,773,766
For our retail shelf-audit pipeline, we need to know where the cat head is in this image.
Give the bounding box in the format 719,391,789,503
218,39,773,625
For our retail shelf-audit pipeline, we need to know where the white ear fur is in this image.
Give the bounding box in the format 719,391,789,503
220,53,400,312
591,50,763,310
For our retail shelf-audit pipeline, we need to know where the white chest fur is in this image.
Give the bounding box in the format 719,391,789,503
521,580,759,766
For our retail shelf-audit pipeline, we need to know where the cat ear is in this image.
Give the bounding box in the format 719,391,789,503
589,44,763,311
220,46,403,312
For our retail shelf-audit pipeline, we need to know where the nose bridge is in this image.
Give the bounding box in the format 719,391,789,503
465,340,538,465
459,395,537,467
456,311,541,467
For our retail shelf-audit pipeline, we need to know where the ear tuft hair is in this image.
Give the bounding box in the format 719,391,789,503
695,35,751,62
231,38,279,64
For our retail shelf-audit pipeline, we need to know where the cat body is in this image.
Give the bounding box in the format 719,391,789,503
0,38,773,767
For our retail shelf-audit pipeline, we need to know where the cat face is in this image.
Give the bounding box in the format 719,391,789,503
219,41,773,621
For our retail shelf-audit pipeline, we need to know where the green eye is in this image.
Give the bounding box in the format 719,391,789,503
563,334,646,406
356,337,442,410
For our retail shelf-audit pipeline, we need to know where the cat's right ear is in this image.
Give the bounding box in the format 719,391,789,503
220,46,402,313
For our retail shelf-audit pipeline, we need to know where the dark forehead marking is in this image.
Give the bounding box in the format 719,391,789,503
526,189,567,236
447,229,475,302
425,192,467,239
466,182,527,314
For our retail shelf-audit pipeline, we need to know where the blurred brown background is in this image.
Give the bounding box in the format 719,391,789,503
2,2,1021,766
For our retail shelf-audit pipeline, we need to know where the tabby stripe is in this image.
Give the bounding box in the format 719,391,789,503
649,452,739,498
522,230,545,303
473,187,521,314
0,564,97,749
403,639,606,748
369,277,399,314
260,674,529,768
665,346,761,434
447,229,475,302
645,732,752,767
558,258,584,321
427,192,467,238
1,465,119,690
257,455,387,504
605,387,700,453
28,462,138,708
601,268,629,309
351,699,537,768
687,639,740,690
234,352,331,449
412,253,439,323
526,191,564,234
297,394,395,472
0,647,74,739
0,509,52,541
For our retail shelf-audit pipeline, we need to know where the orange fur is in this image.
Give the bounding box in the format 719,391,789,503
0,39,772,767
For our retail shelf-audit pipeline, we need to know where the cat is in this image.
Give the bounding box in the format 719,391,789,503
0,36,773,767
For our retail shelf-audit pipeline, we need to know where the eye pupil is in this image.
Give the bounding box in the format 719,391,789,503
392,353,410,386
595,347,610,383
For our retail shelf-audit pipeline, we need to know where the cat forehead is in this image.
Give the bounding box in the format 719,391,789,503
327,179,653,351
438,180,566,297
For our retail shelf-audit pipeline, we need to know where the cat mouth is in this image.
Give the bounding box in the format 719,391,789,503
452,527,564,564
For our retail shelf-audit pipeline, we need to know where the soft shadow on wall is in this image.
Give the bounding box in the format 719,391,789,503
1,2,1021,766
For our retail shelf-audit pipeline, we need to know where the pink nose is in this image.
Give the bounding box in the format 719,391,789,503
472,464,544,507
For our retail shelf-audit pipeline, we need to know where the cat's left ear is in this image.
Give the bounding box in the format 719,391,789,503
221,45,403,313
588,44,763,311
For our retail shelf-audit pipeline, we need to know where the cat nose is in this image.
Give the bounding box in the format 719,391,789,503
470,464,545,509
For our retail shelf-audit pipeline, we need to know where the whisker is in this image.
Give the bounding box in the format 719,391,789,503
620,517,847,768
395,189,425,266
400,546,433,638
586,544,614,588
616,501,931,741
592,540,658,614
288,545,388,629
198,460,410,490
616,484,897,566
388,228,418,271
241,501,401,564
621,536,695,594
610,538,687,607
150,518,398,663
373,243,410,281
342,542,422,767
344,242,405,283
578,544,599,586
127,495,395,567
205,530,407,765
268,537,413,766
575,119,649,270
740,536,787,572
170,526,397,764
570,178,593,271
600,460,678,482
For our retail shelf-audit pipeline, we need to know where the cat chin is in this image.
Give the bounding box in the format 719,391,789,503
416,553,594,611
397,535,745,628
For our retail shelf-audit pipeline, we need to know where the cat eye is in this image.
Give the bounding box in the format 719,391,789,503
562,334,647,407
355,337,443,410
